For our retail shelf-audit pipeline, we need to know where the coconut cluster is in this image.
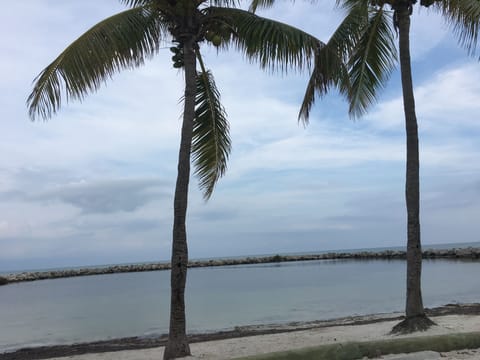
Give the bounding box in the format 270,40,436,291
170,44,184,68
204,24,232,47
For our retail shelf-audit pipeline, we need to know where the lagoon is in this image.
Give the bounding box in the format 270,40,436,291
1,258,479,352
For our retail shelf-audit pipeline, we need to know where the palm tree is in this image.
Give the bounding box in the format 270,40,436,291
252,0,480,333
27,1,330,357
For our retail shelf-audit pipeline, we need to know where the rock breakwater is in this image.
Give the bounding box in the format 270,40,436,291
2,247,479,285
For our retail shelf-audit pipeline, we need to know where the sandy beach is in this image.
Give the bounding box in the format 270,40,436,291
29,313,478,360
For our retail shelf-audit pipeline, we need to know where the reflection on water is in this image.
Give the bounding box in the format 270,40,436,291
0,259,479,351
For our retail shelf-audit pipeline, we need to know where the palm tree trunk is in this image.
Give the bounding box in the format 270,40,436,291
391,3,434,334
163,38,196,359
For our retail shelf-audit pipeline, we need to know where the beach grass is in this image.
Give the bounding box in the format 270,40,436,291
234,331,480,359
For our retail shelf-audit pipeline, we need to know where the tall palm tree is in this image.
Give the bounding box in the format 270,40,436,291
27,1,332,358
252,0,480,333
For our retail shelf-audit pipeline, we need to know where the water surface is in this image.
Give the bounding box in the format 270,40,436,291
0,258,479,352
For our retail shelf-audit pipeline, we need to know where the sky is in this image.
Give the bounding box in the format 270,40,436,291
1,1,479,271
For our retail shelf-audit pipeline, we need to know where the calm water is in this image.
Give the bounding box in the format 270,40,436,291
1,258,479,352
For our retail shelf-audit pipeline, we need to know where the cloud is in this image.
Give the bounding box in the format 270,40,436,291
367,62,480,132
0,177,170,214
191,208,239,222
37,178,169,214
423,179,480,211
1,1,480,270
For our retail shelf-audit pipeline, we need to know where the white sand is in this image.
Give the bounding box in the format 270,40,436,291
48,315,480,360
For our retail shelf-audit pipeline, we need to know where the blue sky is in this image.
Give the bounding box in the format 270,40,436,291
1,1,479,271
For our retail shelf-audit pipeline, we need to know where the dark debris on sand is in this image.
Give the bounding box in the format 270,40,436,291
1,303,480,360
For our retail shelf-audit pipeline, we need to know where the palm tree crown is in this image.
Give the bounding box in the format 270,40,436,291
251,0,480,334
28,0,327,198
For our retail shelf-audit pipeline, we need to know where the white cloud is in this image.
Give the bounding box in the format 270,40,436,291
367,61,480,132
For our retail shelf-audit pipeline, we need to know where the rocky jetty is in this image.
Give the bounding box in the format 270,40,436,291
3,247,480,285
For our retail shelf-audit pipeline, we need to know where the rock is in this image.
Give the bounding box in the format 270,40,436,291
4,247,480,284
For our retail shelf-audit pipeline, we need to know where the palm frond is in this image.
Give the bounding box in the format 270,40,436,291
434,0,480,56
120,0,240,10
205,7,321,73
299,1,368,123
331,0,370,61
337,0,366,12
347,6,397,118
299,43,351,124
249,0,276,13
119,0,153,7
207,0,241,8
28,6,165,121
192,67,231,200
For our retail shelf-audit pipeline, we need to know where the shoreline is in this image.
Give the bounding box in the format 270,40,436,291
2,247,479,285
1,303,479,360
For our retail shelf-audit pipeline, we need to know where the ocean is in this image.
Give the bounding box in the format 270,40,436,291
1,243,479,352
